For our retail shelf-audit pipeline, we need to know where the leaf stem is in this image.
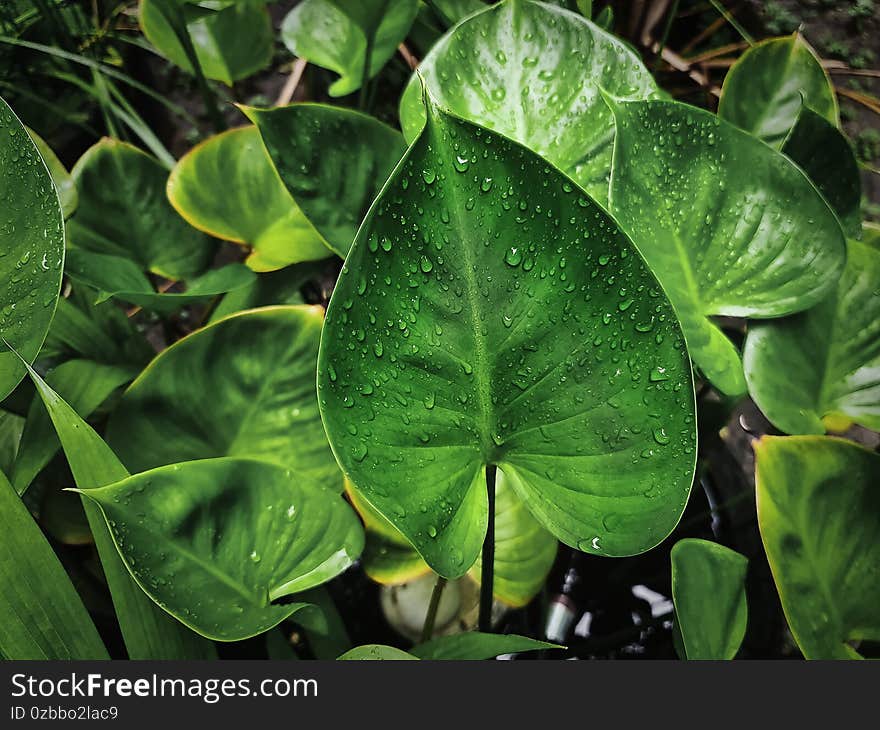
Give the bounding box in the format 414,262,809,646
420,574,447,643
478,464,497,633
358,31,375,110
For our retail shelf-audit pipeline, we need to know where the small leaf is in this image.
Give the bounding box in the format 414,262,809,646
411,631,560,660
318,99,697,579
65,250,255,314
0,468,108,659
0,96,64,401
670,538,748,660
281,0,419,96
140,0,273,85
608,98,846,395
167,126,332,271
744,235,880,434
399,0,658,204
76,457,364,641
244,103,406,257
68,139,215,280
107,306,341,488
27,127,78,219
719,34,837,148
755,436,880,659
338,644,418,660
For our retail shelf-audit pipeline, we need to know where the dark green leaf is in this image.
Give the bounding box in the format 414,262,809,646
68,139,215,280
398,0,658,204
318,100,697,579
744,236,880,434
107,306,341,488
0,468,108,659
76,458,364,641
670,538,748,660
0,96,64,401
209,261,322,323
245,103,406,257
608,98,847,395
411,631,559,659
167,126,332,271
755,436,880,659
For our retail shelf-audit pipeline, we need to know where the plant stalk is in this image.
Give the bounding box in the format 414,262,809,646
420,574,447,643
478,464,497,633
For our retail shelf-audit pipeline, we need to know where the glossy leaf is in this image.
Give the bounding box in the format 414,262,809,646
245,103,406,257
781,105,862,239
755,436,880,659
0,411,23,475
608,98,847,395
167,127,331,272
75,458,364,641
398,0,659,204
65,249,255,314
281,0,419,96
12,359,135,494
670,538,748,660
719,34,838,148
107,306,341,488
0,96,64,401
318,100,697,579
744,237,880,434
27,127,77,219
0,468,109,659
68,139,215,280
338,644,418,660
411,631,558,659
23,359,217,659
140,0,273,85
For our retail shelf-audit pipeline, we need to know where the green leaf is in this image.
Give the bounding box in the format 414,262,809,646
0,410,24,475
338,644,418,660
0,96,64,401
68,139,215,280
781,105,862,239
244,103,407,257
107,306,341,488
209,261,321,323
281,0,419,96
670,538,748,660
0,468,109,659
755,435,880,659
318,100,697,579
744,236,880,434
607,98,847,395
411,631,559,659
424,0,487,26
23,360,217,659
398,0,659,204
167,126,332,271
718,34,838,148
140,0,273,85
75,457,364,641
12,359,136,494
27,127,78,219
65,250,255,314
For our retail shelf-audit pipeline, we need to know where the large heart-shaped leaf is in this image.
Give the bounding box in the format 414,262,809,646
607,98,847,395
140,0,273,85
0,96,64,401
781,105,861,239
107,306,341,488
755,436,880,659
75,457,364,641
398,0,659,204
245,103,406,257
0,468,108,659
670,538,748,660
281,0,419,97
65,250,255,314
167,127,332,271
718,34,837,149
68,139,215,280
318,99,697,579
744,236,880,434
